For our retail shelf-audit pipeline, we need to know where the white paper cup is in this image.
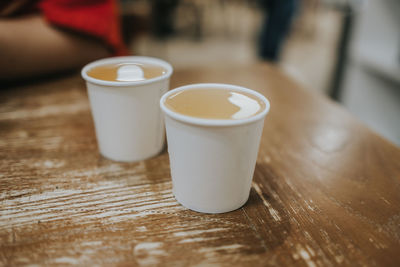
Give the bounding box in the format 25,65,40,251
81,56,173,162
160,83,270,213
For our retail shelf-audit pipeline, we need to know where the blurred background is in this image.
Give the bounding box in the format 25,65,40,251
119,0,400,146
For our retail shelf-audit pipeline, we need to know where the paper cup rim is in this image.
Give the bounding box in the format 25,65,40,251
81,56,173,87
160,83,270,127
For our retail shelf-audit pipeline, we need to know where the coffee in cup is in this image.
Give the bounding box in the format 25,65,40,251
164,87,267,120
87,62,167,82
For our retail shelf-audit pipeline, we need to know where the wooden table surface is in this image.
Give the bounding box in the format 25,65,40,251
1,64,400,266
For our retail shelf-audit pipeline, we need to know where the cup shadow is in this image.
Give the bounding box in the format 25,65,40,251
241,162,291,252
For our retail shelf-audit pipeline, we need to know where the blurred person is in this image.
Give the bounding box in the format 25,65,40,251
258,0,298,61
151,0,179,39
0,0,127,81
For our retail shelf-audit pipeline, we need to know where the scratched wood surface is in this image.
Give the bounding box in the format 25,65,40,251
1,64,400,266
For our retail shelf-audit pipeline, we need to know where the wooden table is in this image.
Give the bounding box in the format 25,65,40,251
1,64,399,266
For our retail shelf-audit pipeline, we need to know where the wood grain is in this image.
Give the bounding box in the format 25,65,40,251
1,64,400,266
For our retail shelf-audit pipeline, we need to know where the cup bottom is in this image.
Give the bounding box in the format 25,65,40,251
99,144,165,162
173,192,250,214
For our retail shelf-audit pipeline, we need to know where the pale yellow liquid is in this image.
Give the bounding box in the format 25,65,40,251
165,88,266,120
87,62,166,82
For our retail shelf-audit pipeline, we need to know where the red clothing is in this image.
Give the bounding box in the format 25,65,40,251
39,0,127,55
0,0,128,55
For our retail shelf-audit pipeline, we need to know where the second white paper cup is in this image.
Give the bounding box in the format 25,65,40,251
160,83,270,213
82,56,173,162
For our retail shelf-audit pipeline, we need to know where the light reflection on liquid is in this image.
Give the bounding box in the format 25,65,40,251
116,64,145,82
228,92,262,119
